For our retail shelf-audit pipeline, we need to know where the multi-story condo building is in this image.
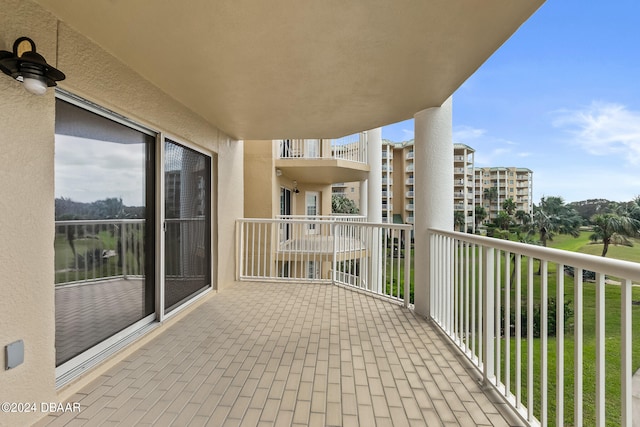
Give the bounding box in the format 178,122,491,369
378,141,475,231
474,167,534,221
11,4,634,427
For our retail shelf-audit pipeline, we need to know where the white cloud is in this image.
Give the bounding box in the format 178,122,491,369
552,102,640,164
402,128,414,140
453,125,486,141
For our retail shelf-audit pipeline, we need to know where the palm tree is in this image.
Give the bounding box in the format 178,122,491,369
525,197,581,274
454,211,465,232
589,213,640,257
494,211,512,231
475,206,487,228
502,198,516,216
515,209,531,226
483,187,498,206
527,196,582,247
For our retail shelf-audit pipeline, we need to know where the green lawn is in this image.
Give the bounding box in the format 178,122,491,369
490,232,640,426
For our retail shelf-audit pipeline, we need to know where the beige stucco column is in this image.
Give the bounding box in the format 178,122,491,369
366,128,382,223
413,97,454,317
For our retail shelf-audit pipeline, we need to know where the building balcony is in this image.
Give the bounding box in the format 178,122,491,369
41,220,639,427
406,191,414,198
275,136,370,184
406,151,414,160
405,204,414,211
406,178,414,185
405,165,414,173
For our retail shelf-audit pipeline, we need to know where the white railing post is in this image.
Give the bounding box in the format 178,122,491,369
621,279,632,426
332,222,337,285
596,272,605,427
482,246,495,385
404,228,411,308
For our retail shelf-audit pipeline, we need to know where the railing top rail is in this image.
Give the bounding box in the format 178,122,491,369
429,228,640,281
55,218,145,225
276,214,366,220
238,218,413,230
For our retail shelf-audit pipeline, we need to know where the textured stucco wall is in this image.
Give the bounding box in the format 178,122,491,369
244,140,275,218
0,3,59,426
0,1,242,425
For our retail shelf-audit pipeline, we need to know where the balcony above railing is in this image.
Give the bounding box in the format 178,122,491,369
278,134,366,163
406,151,414,159
406,191,414,198
405,204,414,211
275,134,370,184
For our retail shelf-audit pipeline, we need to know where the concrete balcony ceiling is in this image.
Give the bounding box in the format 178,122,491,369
35,0,543,140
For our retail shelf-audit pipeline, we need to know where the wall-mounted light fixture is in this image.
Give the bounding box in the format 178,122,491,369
293,181,300,194
0,37,65,95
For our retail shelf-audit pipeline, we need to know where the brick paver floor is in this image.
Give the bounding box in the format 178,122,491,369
36,282,524,426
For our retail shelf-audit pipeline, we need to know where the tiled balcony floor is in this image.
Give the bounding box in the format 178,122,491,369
37,282,523,427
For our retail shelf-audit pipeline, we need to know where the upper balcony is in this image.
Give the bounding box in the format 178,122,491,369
275,135,370,184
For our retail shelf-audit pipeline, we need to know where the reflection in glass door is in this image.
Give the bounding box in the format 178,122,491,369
164,139,212,313
54,97,155,368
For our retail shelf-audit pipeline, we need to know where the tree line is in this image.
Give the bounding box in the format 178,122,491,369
464,194,640,258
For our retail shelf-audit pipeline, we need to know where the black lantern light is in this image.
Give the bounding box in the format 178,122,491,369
0,37,65,95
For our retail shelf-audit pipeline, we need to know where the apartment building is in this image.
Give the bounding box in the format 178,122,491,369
474,167,534,221
377,141,475,231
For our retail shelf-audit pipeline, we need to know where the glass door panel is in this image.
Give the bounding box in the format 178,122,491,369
54,97,155,367
164,139,211,313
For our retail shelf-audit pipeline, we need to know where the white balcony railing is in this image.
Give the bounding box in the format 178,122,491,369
237,218,413,306
277,133,368,164
428,229,639,426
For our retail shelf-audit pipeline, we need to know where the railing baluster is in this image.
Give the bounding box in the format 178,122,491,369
556,263,564,426
515,254,522,409
527,257,534,423
575,268,583,427
541,260,548,426
483,246,495,385
595,272,605,427
465,242,470,354
495,249,501,387
504,251,511,398
621,278,632,426
471,243,476,359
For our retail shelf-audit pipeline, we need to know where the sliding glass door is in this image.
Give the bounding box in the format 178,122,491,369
164,139,212,313
54,97,155,368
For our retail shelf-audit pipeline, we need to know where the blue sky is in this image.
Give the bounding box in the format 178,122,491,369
382,1,640,204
